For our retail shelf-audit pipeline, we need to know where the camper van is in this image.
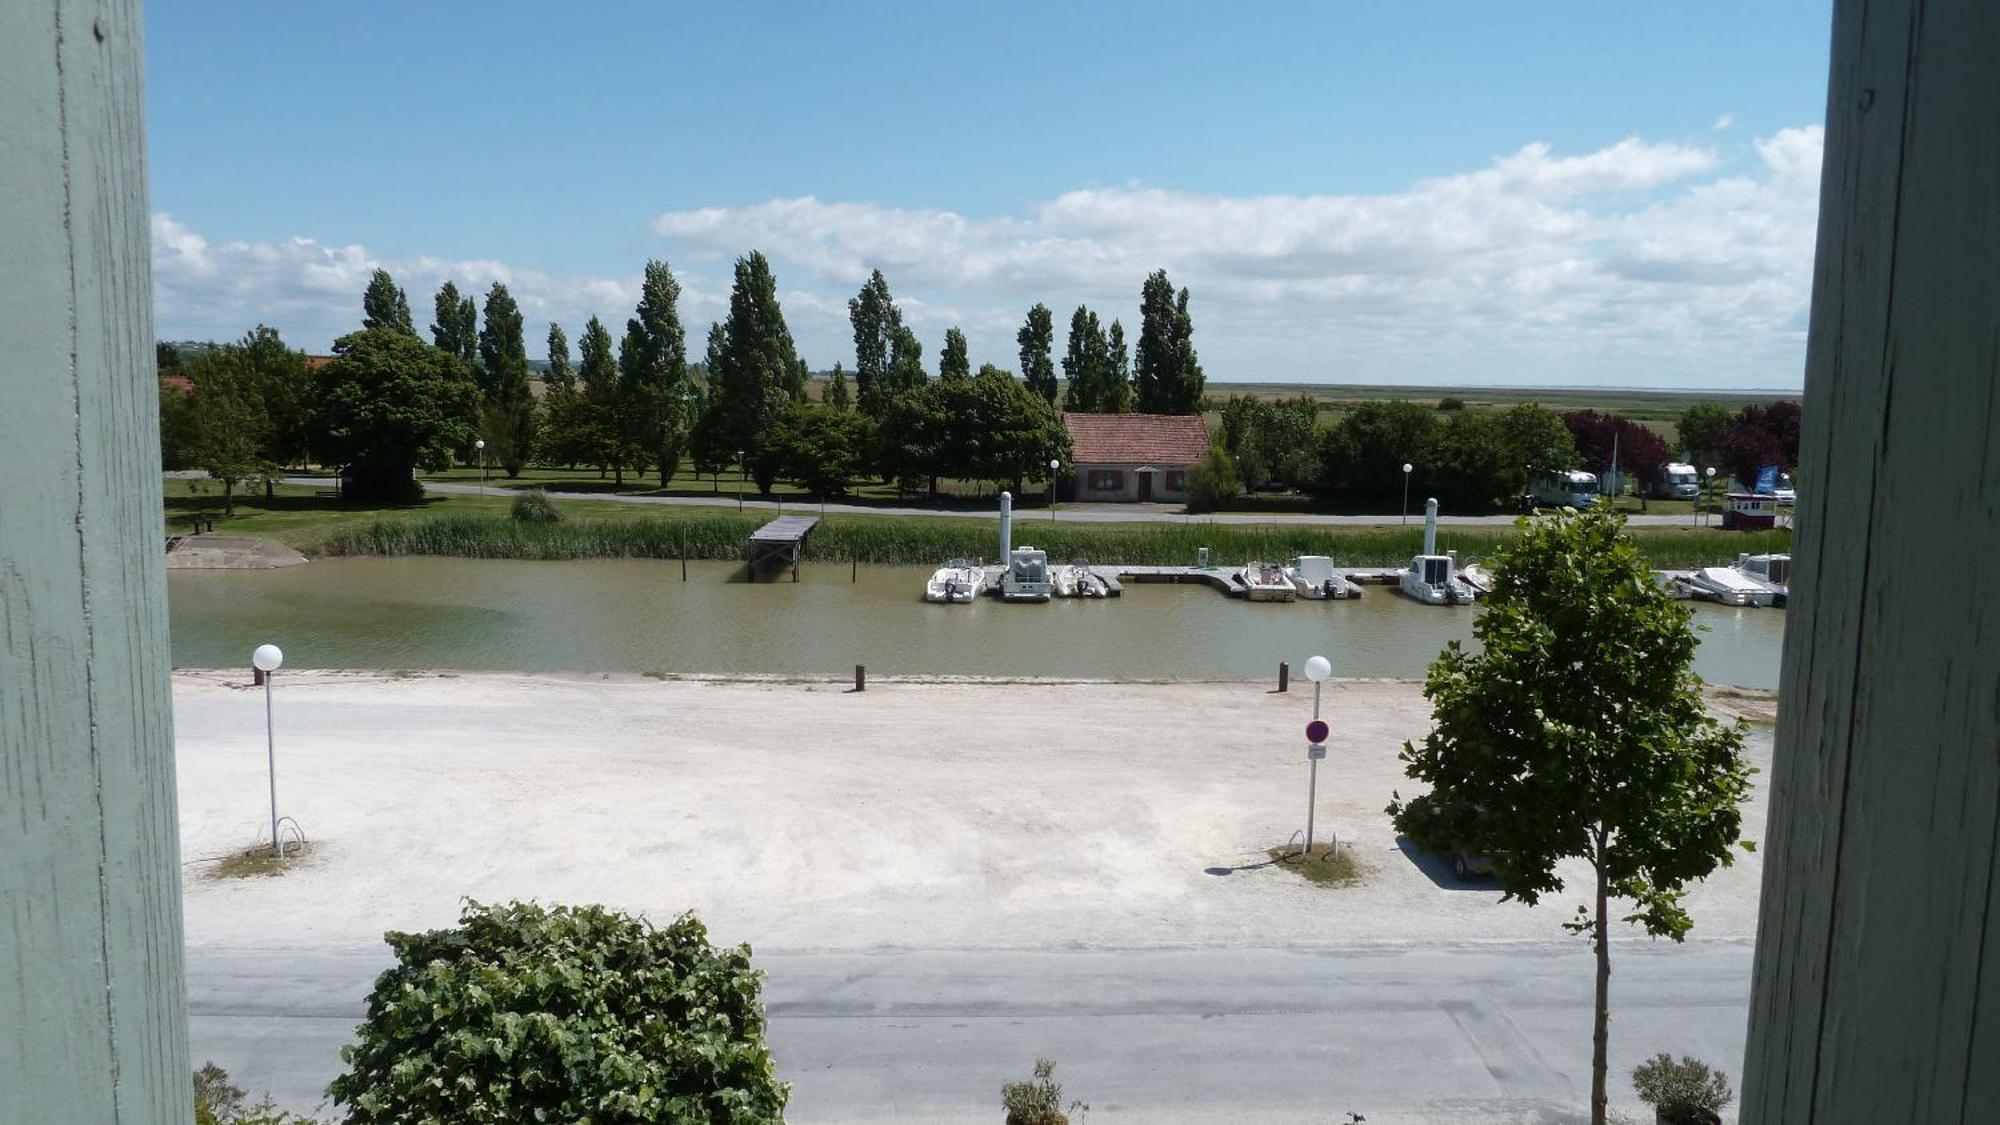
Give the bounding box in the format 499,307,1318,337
1653,462,1700,500
1525,470,1599,511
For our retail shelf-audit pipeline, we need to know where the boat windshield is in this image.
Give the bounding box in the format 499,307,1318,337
1422,558,1452,584
1762,558,1790,583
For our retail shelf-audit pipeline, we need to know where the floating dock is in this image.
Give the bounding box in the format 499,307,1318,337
746,515,819,582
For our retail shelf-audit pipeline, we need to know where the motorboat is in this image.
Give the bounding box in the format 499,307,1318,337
1683,563,1778,607
1001,546,1053,602
924,559,985,604
1399,553,1474,605
1286,555,1358,600
1238,561,1297,602
1459,562,1496,598
1733,553,1790,606
1053,560,1109,598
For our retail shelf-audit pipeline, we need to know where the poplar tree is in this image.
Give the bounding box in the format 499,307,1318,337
848,269,901,418
940,327,971,381
477,282,534,475
545,323,574,392
1060,306,1120,413
707,251,802,493
621,260,694,486
578,315,624,486
1106,320,1132,412
1135,269,1205,414
363,268,415,335
826,363,851,412
1016,303,1058,404
431,281,477,363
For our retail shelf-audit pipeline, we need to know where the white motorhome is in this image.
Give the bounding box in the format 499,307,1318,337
1526,470,1599,511
1654,462,1700,500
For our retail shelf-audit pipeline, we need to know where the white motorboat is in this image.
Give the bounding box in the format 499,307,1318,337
1399,553,1475,605
924,559,985,604
1001,546,1053,602
1733,553,1790,607
1684,564,1776,607
1053,561,1109,598
1459,562,1496,598
1286,555,1358,599
1238,561,1297,602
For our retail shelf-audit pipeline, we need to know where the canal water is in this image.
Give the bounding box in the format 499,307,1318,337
167,558,1787,688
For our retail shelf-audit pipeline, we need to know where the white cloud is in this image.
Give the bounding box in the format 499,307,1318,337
1713,113,1735,131
154,127,1821,387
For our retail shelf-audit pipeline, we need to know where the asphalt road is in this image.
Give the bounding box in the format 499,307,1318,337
277,475,1706,527
188,939,1752,1123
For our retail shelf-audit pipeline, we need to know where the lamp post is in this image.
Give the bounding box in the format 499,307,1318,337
1704,466,1717,527
1049,458,1061,522
1303,654,1332,855
737,449,745,512
1401,463,1413,525
474,438,486,498
251,644,284,855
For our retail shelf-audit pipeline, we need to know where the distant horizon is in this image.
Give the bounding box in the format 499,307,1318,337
147,3,1831,391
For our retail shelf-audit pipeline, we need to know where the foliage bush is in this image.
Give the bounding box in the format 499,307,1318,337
509,488,563,523
194,1062,321,1124
327,901,787,1124
1182,443,1240,513
1001,1057,1087,1125
1632,1054,1733,1124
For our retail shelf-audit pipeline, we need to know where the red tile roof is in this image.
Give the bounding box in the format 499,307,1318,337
1063,412,1210,466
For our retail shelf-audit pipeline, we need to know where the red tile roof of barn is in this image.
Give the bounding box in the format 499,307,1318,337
1062,412,1210,466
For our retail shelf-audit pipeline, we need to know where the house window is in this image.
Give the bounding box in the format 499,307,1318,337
1164,470,1187,491
1087,469,1124,491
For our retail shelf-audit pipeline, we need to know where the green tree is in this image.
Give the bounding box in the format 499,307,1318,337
328,901,787,1124
1106,319,1131,411
159,375,197,470
430,281,477,364
707,252,803,493
1388,509,1754,1125
1674,402,1733,465
1182,439,1240,513
237,325,313,469
1317,400,1441,502
1221,394,1321,492
621,260,696,487
1134,269,1205,413
773,403,876,498
477,283,535,476
1060,306,1126,413
186,349,273,516
544,322,574,392
848,269,902,418
1017,303,1058,404
312,326,479,499
1495,403,1578,499
361,268,414,336
940,326,971,381
577,315,624,484
825,362,851,412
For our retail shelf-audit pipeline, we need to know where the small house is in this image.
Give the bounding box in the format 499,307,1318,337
1061,412,1210,503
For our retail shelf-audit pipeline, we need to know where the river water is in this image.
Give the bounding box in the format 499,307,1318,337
166,558,1786,687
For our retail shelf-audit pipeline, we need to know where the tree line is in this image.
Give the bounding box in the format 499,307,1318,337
161,258,1223,504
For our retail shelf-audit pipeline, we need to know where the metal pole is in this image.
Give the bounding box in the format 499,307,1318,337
1305,680,1322,853
264,674,278,854
1401,471,1410,525
738,456,745,511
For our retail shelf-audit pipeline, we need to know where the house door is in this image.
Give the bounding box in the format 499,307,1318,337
1137,472,1153,501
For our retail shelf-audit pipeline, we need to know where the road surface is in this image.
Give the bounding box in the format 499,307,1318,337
189,939,1751,1123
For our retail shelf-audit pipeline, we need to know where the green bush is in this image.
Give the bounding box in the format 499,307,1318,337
1632,1053,1732,1124
1001,1058,1087,1125
328,901,787,1124
509,488,563,523
194,1062,321,1124
1182,444,1240,514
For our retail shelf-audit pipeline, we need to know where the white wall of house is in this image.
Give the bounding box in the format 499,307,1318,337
1071,463,1192,502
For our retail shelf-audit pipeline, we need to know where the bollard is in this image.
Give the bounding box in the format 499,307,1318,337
1278,661,1289,692
253,666,266,687
852,556,858,583
855,664,866,692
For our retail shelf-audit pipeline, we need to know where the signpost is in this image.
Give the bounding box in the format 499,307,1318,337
1302,655,1332,854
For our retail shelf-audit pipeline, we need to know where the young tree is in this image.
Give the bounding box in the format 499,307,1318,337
361,268,415,336
430,281,477,363
311,327,479,499
185,350,272,516
707,252,803,493
1135,269,1205,414
544,322,574,392
1674,402,1733,466
825,362,851,412
1389,508,1754,1125
939,327,971,381
478,283,535,475
1017,303,1058,404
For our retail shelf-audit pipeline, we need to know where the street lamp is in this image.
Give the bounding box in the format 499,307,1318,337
1401,463,1413,525
1704,466,1717,527
737,449,745,512
251,643,285,856
474,438,486,498
1303,654,1333,855
1049,458,1061,522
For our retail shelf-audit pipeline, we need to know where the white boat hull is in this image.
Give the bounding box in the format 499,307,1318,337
924,566,985,604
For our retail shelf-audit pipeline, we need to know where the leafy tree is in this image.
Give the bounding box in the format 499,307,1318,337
575,316,624,483
312,326,479,499
1674,402,1732,465
878,365,1068,496
773,403,876,498
621,260,696,487
186,349,273,516
1436,396,1467,412
1107,319,1130,407
1316,400,1441,502
1388,508,1754,1125
1220,394,1320,492
430,281,477,364
1495,403,1577,499
328,901,787,1124
477,283,535,476
1134,269,1205,414
237,325,313,469
1182,439,1240,513
1562,411,1670,502
1428,408,1507,509
940,327,971,381
848,269,904,419
361,268,414,336
1059,306,1126,413
159,374,197,470
886,323,926,401
706,252,803,493
1016,303,1058,404
544,322,574,392
1717,401,1802,485
825,362,851,412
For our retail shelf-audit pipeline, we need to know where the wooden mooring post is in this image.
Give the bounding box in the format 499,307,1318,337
854,664,866,692
1277,661,1289,692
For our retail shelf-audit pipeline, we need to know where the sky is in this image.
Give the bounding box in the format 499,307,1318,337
146,2,1833,389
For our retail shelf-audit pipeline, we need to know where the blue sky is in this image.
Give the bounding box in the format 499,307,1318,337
147,2,1833,388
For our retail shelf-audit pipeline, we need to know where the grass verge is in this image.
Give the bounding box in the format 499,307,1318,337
1267,841,1365,887
212,841,312,879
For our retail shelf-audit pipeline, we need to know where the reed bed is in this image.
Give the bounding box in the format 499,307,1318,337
313,512,1790,570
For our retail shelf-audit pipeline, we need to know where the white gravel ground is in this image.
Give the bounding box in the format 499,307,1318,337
174,671,1773,954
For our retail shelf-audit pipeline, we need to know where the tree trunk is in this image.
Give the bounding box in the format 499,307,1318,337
222,477,235,517
1592,844,1611,1125
613,462,623,490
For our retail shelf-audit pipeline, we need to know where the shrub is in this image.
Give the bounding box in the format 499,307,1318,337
509,487,563,523
1002,1057,1087,1125
1632,1053,1733,1124
328,901,787,1123
1182,443,1240,513
194,1062,321,1124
